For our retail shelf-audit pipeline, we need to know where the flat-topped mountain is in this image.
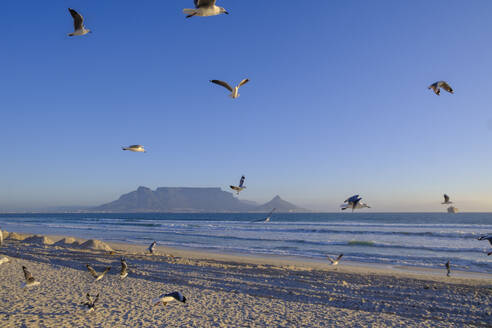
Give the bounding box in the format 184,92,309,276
92,187,306,213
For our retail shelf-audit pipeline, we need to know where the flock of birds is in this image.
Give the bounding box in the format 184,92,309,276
0,0,490,315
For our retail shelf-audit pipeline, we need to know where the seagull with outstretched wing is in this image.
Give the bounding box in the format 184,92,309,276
68,8,91,36
183,0,229,18
327,254,344,266
230,176,246,195
210,79,249,99
429,81,454,95
22,266,40,288
86,264,111,281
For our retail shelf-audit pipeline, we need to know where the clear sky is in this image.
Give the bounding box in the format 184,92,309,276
2,1,492,211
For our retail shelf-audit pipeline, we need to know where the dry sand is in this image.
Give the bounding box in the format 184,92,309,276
0,232,491,327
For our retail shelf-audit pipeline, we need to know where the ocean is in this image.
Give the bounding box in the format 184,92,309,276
0,212,491,273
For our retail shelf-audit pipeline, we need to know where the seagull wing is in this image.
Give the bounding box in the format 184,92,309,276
239,176,245,188
210,80,233,92
86,293,93,304
22,266,34,282
86,264,99,278
326,256,334,263
68,8,84,30
195,0,215,8
443,194,450,203
336,254,344,261
238,78,250,88
439,81,453,93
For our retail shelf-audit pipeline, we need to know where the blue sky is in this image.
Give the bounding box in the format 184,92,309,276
1,1,492,211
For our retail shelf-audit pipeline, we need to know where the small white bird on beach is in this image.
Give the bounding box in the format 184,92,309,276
22,266,40,288
210,79,250,99
230,176,246,195
86,264,111,281
183,0,229,18
83,293,99,313
341,195,370,212
478,235,492,256
0,256,9,265
68,8,91,36
327,254,344,266
122,145,146,152
148,241,157,254
428,81,454,95
120,257,128,279
441,194,453,205
152,291,187,306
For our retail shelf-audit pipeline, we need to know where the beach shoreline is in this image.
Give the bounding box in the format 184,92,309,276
1,230,491,327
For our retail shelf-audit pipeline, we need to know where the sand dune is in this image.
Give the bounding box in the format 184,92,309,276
0,233,491,327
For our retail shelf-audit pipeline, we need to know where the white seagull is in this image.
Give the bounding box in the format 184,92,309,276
68,8,91,37
83,293,99,313
120,257,128,279
183,0,229,18
327,254,344,266
478,235,492,256
22,266,40,288
152,292,187,306
0,256,9,265
441,194,453,205
341,195,370,212
122,145,146,152
210,79,250,99
86,264,111,281
148,241,157,254
428,81,454,95
230,176,246,195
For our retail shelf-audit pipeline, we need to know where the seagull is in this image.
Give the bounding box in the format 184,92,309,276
0,228,3,246
478,235,492,255
83,293,99,313
210,79,249,99
445,260,451,277
22,266,40,288
68,8,91,37
183,0,229,18
341,195,370,212
0,256,9,265
428,81,454,95
327,254,344,266
230,176,246,195
441,194,453,205
122,145,146,153
152,292,187,306
120,257,128,279
148,241,157,254
86,264,111,281
252,208,276,223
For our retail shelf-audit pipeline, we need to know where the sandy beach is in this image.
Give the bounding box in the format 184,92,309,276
0,231,491,327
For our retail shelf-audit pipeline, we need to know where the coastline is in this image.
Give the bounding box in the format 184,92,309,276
1,231,491,327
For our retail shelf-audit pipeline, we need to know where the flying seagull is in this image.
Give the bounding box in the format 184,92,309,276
83,293,99,313
148,241,157,254
445,260,451,277
428,81,453,95
86,264,111,281
120,257,128,279
183,0,229,18
152,292,187,306
327,254,344,266
230,176,246,195
210,79,249,99
442,194,453,205
68,8,91,36
478,235,492,256
252,208,276,223
122,145,146,152
22,266,40,288
341,195,370,212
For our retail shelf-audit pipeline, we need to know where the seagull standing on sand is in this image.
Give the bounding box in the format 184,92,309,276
0,256,9,265
230,176,246,195
149,241,157,254
442,194,453,205
120,257,128,279
428,81,454,95
183,0,229,18
83,293,99,313
122,145,146,153
327,254,344,266
86,264,111,281
478,235,492,256
210,79,250,99
22,266,40,287
445,260,451,277
341,195,370,212
68,8,91,36
152,292,187,306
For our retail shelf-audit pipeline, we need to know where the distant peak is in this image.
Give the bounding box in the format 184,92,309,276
137,186,151,191
272,195,282,200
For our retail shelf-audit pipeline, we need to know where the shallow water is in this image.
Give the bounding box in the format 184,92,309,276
1,212,491,273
